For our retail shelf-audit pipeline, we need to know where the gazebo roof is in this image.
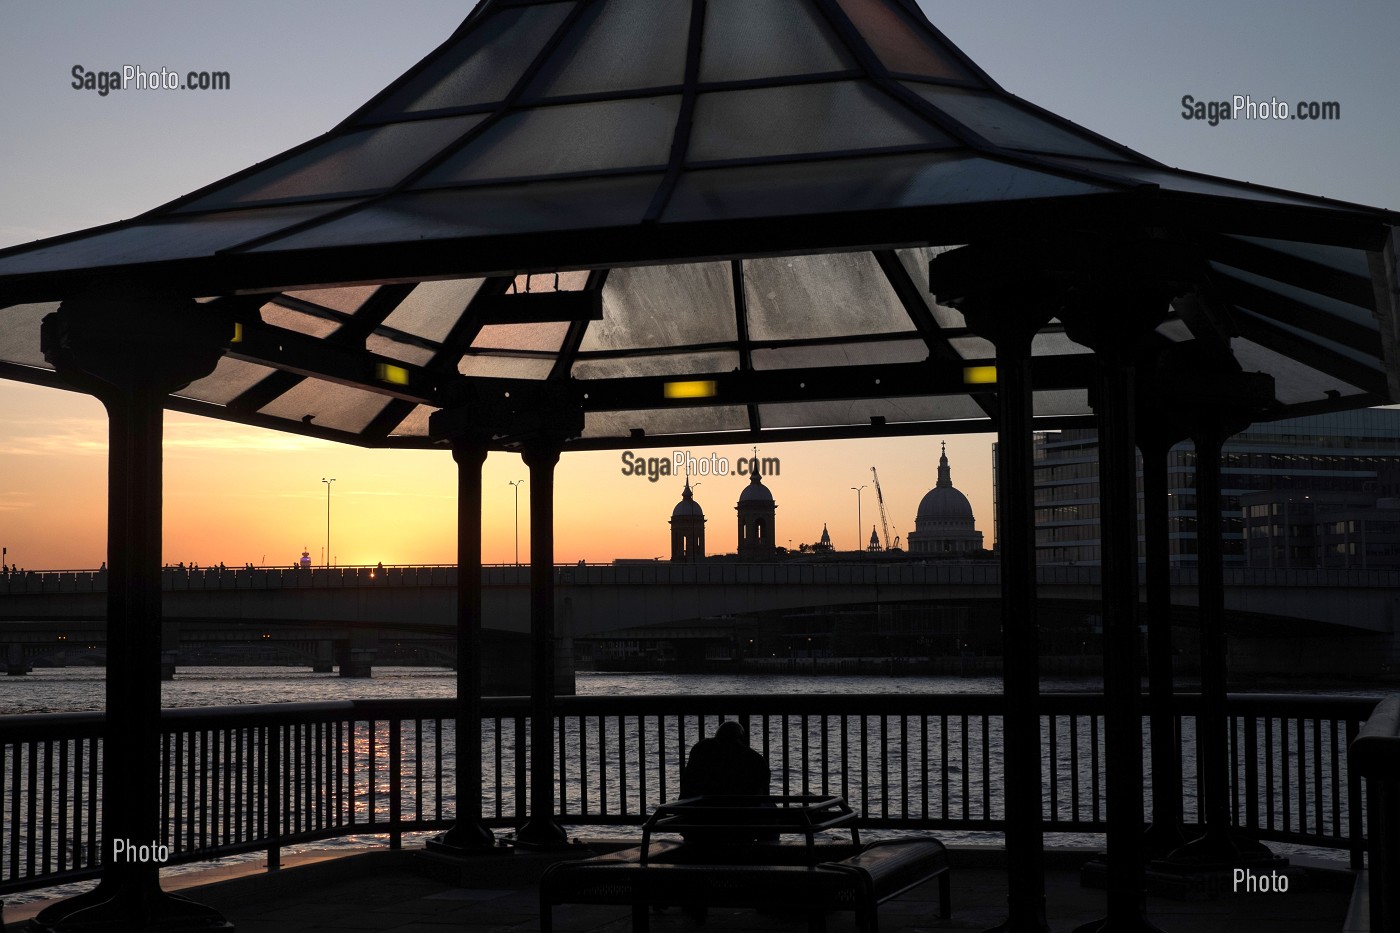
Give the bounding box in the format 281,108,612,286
1,0,1396,449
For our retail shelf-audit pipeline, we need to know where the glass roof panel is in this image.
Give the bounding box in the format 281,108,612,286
259,379,396,434
366,333,436,366
582,406,750,439
387,404,434,438
250,175,662,250
0,302,58,368
1235,307,1377,368
416,96,680,185
663,153,1112,223
0,201,361,276
1209,262,1377,330
178,117,485,211
1031,388,1090,417
1030,330,1092,356
687,81,951,164
948,334,996,359
743,253,912,341
699,0,854,83
178,357,279,405
903,84,1129,160
524,0,689,99
751,338,928,370
1034,158,1345,209
582,261,736,351
759,395,988,428
1230,338,1366,405
381,278,484,343
260,302,342,339
895,247,967,329
283,285,379,315
470,322,570,352
457,355,556,379
834,0,978,82
573,349,739,379
1223,235,1372,278
366,3,575,117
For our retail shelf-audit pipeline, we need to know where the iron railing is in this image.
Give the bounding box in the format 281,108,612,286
0,692,1378,895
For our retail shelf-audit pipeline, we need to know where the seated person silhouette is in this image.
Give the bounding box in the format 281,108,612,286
678,720,773,847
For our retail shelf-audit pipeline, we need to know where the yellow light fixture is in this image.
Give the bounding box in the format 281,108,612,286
375,363,410,386
963,365,997,385
663,379,717,399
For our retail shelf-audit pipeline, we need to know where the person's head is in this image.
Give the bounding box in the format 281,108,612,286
715,720,747,745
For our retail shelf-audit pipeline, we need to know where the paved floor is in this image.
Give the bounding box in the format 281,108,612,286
4,845,1354,933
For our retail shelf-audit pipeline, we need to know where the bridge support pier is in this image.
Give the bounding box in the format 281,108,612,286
160,650,177,681
32,291,231,932
6,643,27,675
340,647,375,678
312,639,334,673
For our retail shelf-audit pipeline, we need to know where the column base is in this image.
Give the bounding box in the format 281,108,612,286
32,879,232,932
515,818,570,850
1157,826,1280,870
426,821,498,855
982,895,1050,933
1141,821,1190,859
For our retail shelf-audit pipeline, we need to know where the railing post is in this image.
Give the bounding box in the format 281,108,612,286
267,722,281,871
389,718,402,850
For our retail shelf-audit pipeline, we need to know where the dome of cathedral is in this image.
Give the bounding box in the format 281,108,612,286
915,485,974,522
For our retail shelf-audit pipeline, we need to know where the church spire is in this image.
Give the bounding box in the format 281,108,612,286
936,440,952,488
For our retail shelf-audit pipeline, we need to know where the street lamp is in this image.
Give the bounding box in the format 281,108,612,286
321,478,335,568
509,479,525,566
850,485,865,553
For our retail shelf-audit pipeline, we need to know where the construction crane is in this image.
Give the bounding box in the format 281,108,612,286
870,466,893,551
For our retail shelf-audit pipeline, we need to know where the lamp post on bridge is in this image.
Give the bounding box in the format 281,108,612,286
509,479,525,565
321,478,335,568
850,486,865,554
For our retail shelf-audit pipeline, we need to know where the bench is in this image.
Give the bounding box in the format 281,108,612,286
540,837,951,933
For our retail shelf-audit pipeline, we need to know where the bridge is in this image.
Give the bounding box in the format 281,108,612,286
3,562,1397,680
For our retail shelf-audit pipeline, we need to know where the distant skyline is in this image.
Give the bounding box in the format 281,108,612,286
1,1,1396,568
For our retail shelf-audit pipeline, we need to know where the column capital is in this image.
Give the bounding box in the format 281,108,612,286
41,285,229,400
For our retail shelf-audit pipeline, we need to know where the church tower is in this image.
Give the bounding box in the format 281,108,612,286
669,479,705,562
907,442,984,553
736,468,777,561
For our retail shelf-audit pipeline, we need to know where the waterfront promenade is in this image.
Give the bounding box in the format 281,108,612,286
2,846,1356,932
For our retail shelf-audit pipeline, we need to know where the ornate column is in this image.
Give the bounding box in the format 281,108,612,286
930,244,1055,933
424,415,495,853
35,289,231,932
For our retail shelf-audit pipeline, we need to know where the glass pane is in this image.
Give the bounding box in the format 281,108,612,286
948,335,995,359
253,176,662,250
457,355,555,379
687,82,950,163
178,357,278,405
700,0,853,83
896,246,967,329
1031,388,1090,417
259,379,395,434
283,285,379,315
0,301,58,367
1029,330,1092,356
1224,235,1372,278
1231,339,1363,405
1235,307,1375,367
743,253,911,341
663,153,1108,223
368,3,575,116
1210,262,1376,330
573,350,738,379
388,405,434,438
382,278,484,343
525,0,688,98
834,0,978,82
1036,158,1338,209
582,261,736,351
471,322,569,352
751,338,926,370
759,395,987,428
905,84,1128,160
179,117,484,210
417,96,680,184
260,302,341,339
0,201,361,276
366,333,436,366
582,406,749,439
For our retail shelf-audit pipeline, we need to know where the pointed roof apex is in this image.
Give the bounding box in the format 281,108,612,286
937,441,952,487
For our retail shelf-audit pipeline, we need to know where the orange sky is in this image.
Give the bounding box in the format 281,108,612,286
0,380,997,570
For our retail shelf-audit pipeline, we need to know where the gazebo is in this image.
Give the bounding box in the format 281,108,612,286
1,1,1396,930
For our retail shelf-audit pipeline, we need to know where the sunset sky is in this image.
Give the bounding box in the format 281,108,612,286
2,1,1397,569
